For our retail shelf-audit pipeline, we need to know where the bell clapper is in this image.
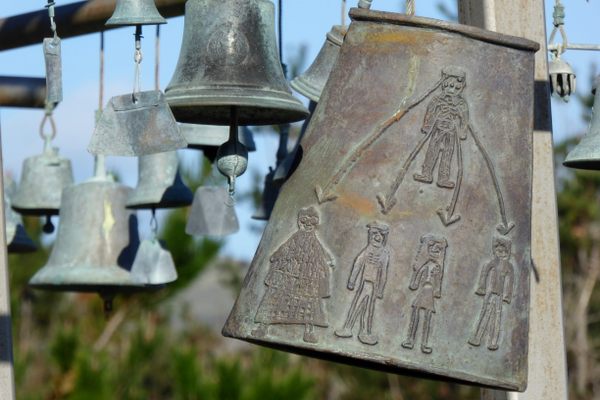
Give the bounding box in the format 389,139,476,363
42,215,55,234
150,208,158,240
216,107,248,197
100,292,115,319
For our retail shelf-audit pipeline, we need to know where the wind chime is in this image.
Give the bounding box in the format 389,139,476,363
87,0,186,157
29,31,177,313
12,0,73,234
224,0,539,391
166,0,308,234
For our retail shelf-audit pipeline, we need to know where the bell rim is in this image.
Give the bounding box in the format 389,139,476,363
125,197,193,210
10,205,59,216
290,76,321,103
105,16,167,26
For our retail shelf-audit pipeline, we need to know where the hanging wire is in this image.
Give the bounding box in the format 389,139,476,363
133,25,143,102
341,0,346,27
155,25,160,91
406,0,415,16
95,32,106,179
278,0,283,62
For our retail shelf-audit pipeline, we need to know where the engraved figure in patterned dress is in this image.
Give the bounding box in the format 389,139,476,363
335,223,390,345
402,234,447,354
413,68,469,189
253,207,334,344
469,237,515,351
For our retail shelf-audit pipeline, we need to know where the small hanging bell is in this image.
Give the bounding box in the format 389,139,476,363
291,26,347,103
130,239,177,285
4,177,36,254
564,75,600,169
165,0,308,125
88,90,187,156
12,140,74,232
186,186,239,236
106,0,167,26
549,55,576,101
126,151,193,209
29,177,143,293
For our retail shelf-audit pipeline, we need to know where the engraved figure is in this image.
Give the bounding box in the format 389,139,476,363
402,234,447,354
252,207,334,344
413,67,469,189
335,223,390,345
469,236,515,351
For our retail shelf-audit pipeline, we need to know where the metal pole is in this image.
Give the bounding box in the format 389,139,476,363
0,0,186,52
0,77,46,108
458,1,569,399
0,111,16,400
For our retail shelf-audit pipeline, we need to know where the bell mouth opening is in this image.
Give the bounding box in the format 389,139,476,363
28,283,161,294
169,104,309,126
125,199,192,210
11,207,59,217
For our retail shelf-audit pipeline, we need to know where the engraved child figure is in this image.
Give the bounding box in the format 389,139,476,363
413,67,469,189
252,207,334,344
335,223,390,345
402,234,447,354
468,236,515,351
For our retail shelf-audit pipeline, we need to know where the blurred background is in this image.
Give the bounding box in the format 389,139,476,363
1,1,599,399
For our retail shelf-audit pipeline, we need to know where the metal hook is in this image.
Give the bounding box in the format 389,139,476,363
39,112,57,142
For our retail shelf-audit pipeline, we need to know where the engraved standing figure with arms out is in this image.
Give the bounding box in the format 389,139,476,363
469,236,515,350
252,207,334,344
413,67,469,189
335,223,390,346
402,234,447,354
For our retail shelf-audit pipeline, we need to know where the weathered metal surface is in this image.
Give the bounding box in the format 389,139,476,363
106,0,166,26
563,76,600,170
126,150,193,209
43,37,63,106
3,178,36,254
186,186,239,237
224,8,538,391
548,57,576,102
28,178,143,293
291,26,347,103
216,122,248,196
0,0,186,52
12,145,73,216
130,239,177,284
88,90,187,157
165,0,308,125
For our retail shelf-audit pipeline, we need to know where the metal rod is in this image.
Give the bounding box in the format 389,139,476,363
548,43,600,52
0,76,46,108
0,0,186,52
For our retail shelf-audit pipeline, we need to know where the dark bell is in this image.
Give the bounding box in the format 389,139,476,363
564,75,600,170
165,0,309,125
291,26,347,103
126,151,193,209
549,56,576,102
252,168,282,221
106,0,167,26
4,177,36,254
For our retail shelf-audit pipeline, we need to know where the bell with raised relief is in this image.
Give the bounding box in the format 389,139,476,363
4,177,36,254
28,175,143,295
291,26,347,102
564,76,600,169
223,7,539,392
126,151,193,209
186,186,239,237
165,0,308,125
106,0,166,26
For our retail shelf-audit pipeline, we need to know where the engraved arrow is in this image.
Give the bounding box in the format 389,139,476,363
436,132,463,226
376,130,432,214
314,77,444,205
469,126,515,235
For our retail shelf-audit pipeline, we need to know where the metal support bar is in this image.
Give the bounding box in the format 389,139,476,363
0,77,46,109
459,0,569,399
548,43,600,52
0,0,186,52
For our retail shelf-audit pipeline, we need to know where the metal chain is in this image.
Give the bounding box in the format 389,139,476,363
45,0,58,38
406,0,415,16
133,25,143,102
39,108,57,143
548,0,568,56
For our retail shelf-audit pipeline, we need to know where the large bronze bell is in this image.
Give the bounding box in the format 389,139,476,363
4,177,36,254
29,177,143,293
223,8,538,391
165,0,309,125
126,151,193,209
563,75,600,170
291,26,347,103
186,186,239,236
12,142,73,220
106,0,166,26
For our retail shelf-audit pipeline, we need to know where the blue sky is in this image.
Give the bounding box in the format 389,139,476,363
1,0,599,261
